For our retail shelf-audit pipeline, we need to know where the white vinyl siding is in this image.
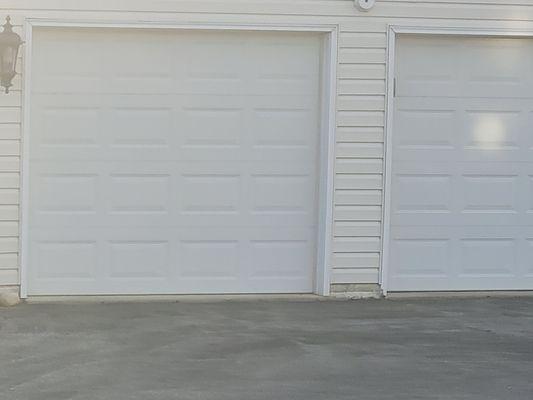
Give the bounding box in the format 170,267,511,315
2,0,533,290
0,31,21,284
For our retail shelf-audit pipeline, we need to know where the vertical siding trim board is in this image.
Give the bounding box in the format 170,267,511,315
19,19,339,297
19,19,32,298
381,25,397,296
380,25,533,295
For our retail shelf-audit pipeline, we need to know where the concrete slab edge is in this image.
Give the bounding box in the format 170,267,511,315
24,293,352,305
387,291,533,299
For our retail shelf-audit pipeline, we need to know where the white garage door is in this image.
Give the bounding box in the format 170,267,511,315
388,35,533,291
27,28,322,295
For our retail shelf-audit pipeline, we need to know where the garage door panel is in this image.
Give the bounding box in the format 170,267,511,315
462,39,532,99
391,173,452,221
389,225,533,290
105,31,176,94
394,97,532,163
31,96,104,158
391,161,533,227
390,237,452,278
459,173,519,216
30,166,316,229
28,226,315,294
393,106,458,158
31,94,177,161
389,275,533,292
395,36,462,98
30,166,102,225
28,27,321,295
107,106,174,150
462,108,526,157
29,239,99,281
389,35,533,291
396,36,533,99
33,29,320,97
32,29,106,94
107,173,172,219
107,240,172,279
31,93,319,163
458,238,517,278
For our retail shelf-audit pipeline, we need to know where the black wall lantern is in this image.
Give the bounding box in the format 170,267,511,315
0,16,23,94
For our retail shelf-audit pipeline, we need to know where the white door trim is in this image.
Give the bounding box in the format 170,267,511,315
19,19,338,298
381,25,533,295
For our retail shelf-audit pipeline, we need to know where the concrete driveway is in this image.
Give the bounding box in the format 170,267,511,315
1,297,532,400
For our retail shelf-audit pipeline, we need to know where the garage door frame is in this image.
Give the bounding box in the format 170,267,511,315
19,19,339,298
382,25,533,295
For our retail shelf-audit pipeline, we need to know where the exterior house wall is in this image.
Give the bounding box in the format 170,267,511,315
1,0,532,295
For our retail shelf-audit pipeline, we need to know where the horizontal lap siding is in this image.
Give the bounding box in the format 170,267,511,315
336,23,384,285
1,1,532,289
0,22,20,286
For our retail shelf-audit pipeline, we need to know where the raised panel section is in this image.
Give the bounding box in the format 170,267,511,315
33,241,96,279
109,108,171,148
254,40,319,95
464,40,526,98
464,111,521,150
394,175,451,213
35,174,97,214
391,239,450,277
33,31,104,92
109,241,169,278
185,41,244,81
395,37,458,97
251,175,311,214
108,174,169,214
460,239,515,276
181,174,240,214
395,109,455,149
462,175,517,213
250,240,310,278
182,108,243,147
108,36,173,83
40,107,100,148
253,109,313,148
179,240,238,278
